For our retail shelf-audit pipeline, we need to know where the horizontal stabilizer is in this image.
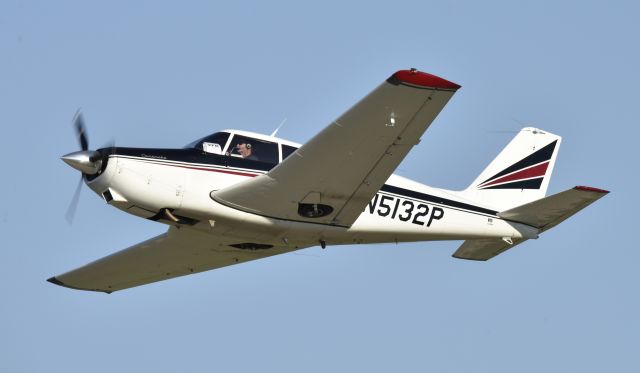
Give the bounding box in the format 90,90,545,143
452,186,608,261
498,186,609,232
453,238,527,261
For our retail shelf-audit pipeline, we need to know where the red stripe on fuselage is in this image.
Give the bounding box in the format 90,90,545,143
169,164,259,177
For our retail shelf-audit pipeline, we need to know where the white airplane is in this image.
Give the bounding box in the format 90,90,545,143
49,69,608,293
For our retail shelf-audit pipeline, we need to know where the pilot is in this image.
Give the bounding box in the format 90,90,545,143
236,142,259,161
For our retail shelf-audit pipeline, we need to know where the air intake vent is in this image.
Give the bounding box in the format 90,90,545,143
102,190,113,203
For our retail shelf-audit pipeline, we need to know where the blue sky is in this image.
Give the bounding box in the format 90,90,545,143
1,1,637,371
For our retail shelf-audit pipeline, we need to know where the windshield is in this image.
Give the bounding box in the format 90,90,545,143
185,132,283,167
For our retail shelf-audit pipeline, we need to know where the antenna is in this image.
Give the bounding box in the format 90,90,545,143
270,117,287,137
486,117,527,134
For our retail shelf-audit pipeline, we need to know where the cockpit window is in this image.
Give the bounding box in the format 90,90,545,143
229,135,278,165
185,132,230,155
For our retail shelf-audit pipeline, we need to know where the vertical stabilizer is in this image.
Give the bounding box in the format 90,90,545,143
461,127,561,211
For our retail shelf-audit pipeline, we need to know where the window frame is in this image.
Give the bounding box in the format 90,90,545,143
281,144,298,162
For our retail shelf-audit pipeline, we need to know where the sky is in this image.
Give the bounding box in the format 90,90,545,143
1,1,638,371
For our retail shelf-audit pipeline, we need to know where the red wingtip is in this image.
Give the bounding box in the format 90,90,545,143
574,186,610,194
390,69,461,90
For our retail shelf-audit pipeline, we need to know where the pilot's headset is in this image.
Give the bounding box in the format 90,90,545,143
235,142,252,150
237,142,252,154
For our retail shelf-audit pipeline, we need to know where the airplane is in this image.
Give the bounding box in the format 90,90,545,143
48,68,609,294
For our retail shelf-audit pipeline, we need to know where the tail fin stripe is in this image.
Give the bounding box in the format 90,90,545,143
462,128,562,211
481,177,544,190
480,140,558,185
479,161,549,188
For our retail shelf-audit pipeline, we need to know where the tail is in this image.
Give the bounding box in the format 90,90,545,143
453,127,609,261
461,127,561,211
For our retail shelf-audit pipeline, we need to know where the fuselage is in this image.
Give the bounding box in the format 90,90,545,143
82,130,537,250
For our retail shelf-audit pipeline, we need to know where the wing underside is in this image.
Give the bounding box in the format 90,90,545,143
49,227,303,293
213,70,460,227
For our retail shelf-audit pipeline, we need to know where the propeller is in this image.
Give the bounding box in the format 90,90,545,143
65,176,84,223
62,110,109,223
74,110,88,151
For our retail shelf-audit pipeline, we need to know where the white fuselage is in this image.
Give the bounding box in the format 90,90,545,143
85,148,538,251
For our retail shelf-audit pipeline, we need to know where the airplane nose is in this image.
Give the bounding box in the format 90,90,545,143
61,150,103,175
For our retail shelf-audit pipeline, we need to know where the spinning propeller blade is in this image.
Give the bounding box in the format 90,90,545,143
73,110,89,151
65,176,83,224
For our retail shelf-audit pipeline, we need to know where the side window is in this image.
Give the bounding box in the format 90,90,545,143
281,145,298,161
197,132,230,155
229,135,279,165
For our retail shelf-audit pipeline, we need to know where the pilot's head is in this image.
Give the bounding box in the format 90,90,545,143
236,142,253,158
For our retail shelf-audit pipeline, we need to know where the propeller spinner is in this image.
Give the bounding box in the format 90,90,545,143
63,111,108,223
61,150,103,175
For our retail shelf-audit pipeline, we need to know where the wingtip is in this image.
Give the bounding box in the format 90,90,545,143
574,186,610,194
388,69,461,90
46,276,113,294
47,276,64,286
451,254,489,261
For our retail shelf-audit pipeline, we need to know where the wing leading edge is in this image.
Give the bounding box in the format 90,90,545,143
213,69,461,227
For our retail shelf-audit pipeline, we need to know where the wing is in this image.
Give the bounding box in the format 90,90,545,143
48,227,304,293
213,69,460,227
